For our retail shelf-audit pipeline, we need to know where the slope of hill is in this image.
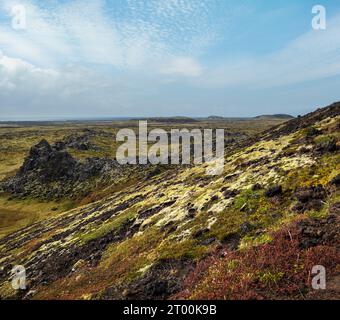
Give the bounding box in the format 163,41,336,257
254,114,294,120
0,102,339,300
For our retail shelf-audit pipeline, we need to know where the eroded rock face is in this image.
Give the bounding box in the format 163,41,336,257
1,139,118,199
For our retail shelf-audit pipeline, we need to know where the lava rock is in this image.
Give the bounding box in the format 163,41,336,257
240,221,255,234
200,237,216,246
330,174,340,187
221,232,241,250
63,130,100,151
293,185,327,213
251,183,262,191
211,195,219,202
314,137,337,153
222,189,240,199
2,139,119,199
265,185,283,197
192,228,209,239
295,185,326,203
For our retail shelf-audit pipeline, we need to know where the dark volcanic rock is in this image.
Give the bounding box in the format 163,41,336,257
1,139,118,199
264,185,283,197
18,139,77,182
221,232,241,250
293,185,327,213
314,136,337,153
298,214,339,249
200,237,216,246
62,129,101,151
138,200,176,220
222,188,240,199
251,183,262,191
193,228,209,239
294,185,326,203
101,259,194,300
330,174,340,187
240,221,255,234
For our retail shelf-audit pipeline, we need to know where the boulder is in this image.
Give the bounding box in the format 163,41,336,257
264,185,283,197
293,185,327,213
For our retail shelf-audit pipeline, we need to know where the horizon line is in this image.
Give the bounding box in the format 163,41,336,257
0,114,296,123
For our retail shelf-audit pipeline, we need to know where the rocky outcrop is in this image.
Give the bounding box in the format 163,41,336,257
298,212,340,249
264,185,283,197
1,139,119,199
17,139,77,182
62,129,101,151
293,185,327,213
101,259,194,300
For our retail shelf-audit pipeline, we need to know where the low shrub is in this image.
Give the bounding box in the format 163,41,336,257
176,220,339,300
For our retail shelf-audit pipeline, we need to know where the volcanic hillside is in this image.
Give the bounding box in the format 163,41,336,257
0,102,339,300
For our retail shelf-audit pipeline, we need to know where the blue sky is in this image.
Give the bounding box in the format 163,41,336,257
0,0,340,119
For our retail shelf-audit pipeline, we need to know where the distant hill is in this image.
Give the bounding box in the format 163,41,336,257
207,115,225,120
142,116,198,123
205,114,295,121
254,114,295,120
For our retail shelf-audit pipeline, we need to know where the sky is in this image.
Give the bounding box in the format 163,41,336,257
0,0,340,120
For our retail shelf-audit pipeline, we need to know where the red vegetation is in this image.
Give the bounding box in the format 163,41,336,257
176,219,340,300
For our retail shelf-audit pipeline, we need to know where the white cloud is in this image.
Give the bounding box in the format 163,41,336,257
160,57,203,77
0,53,167,118
0,54,58,91
1,1,340,118
0,54,97,108
0,0,216,69
197,13,340,88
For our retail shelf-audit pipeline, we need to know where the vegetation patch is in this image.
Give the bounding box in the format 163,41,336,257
177,216,340,300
